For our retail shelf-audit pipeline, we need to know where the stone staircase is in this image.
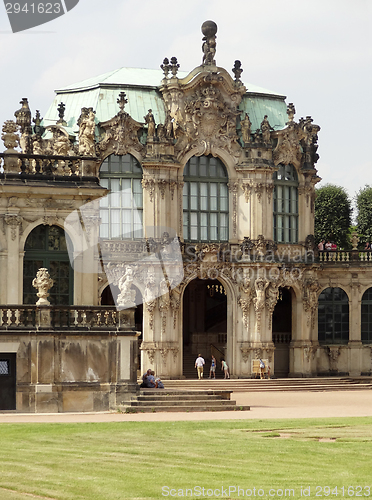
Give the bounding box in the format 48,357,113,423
118,389,250,413
163,377,372,392
183,351,225,379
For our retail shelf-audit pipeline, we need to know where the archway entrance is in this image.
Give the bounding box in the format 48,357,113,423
183,279,227,378
272,287,292,377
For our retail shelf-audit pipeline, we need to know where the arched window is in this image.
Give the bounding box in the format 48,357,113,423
318,287,349,344
361,288,372,343
23,225,73,305
99,154,143,239
183,156,229,242
273,164,298,243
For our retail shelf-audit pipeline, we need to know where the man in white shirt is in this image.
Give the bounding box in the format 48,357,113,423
195,354,205,379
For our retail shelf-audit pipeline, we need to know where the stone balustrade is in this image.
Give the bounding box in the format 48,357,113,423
319,250,372,263
0,305,135,331
0,152,97,178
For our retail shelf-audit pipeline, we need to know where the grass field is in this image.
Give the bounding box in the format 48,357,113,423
0,417,371,500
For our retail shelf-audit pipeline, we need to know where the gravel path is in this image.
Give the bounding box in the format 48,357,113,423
1,389,371,423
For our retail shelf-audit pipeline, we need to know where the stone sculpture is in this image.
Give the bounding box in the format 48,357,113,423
79,111,96,156
32,268,54,306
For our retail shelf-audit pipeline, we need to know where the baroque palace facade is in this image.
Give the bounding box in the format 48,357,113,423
1,21,372,412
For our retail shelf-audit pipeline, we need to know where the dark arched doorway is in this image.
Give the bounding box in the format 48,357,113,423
272,287,292,377
183,278,227,378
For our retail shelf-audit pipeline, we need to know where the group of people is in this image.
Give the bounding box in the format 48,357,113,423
194,354,230,379
140,369,164,389
318,240,337,251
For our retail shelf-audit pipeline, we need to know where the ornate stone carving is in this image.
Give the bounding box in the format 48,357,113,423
2,120,19,151
303,278,321,328
241,181,252,202
240,344,253,363
238,296,252,330
98,92,145,157
254,182,265,203
159,278,171,336
117,267,136,308
266,183,274,203
265,281,280,329
228,182,239,238
255,235,267,258
141,178,155,202
170,290,180,329
144,267,158,330
327,346,340,372
304,345,317,362
273,104,320,169
140,342,157,365
78,110,96,156
253,277,269,333
3,214,23,240
158,179,167,200
32,268,54,306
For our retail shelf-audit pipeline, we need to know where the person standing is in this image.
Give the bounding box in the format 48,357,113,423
221,359,230,379
209,355,216,378
195,354,205,379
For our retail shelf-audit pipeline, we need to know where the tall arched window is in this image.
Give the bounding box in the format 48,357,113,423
23,225,73,305
99,154,143,239
183,156,229,242
273,164,298,243
361,288,372,343
318,287,349,344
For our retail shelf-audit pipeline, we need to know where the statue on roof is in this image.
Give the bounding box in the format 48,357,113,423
260,115,274,144
144,109,156,139
201,20,217,65
240,113,252,145
78,110,96,156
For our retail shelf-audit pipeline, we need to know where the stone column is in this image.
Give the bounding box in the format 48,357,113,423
348,283,362,376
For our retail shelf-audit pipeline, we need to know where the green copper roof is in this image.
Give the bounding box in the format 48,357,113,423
42,67,288,136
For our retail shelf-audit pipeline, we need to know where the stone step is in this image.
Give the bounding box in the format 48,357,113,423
131,399,236,407
119,404,250,413
137,394,231,401
161,378,372,392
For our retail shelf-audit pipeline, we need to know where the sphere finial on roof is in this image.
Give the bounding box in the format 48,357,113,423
201,20,217,38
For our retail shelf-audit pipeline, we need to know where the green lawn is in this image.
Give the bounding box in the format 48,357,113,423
0,417,371,500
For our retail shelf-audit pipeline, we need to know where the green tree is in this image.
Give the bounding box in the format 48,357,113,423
356,185,372,244
314,184,352,248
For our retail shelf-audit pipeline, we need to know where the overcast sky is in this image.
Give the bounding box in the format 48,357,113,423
0,0,371,202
